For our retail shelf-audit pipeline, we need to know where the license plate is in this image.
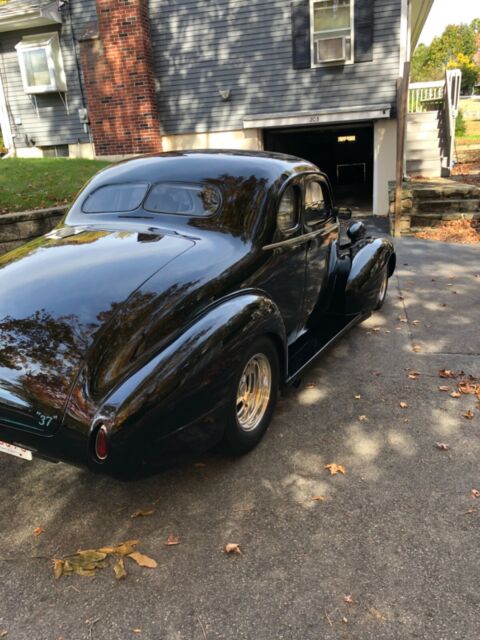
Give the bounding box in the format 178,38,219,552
0,440,33,461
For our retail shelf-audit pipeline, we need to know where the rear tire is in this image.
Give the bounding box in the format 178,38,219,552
223,336,279,455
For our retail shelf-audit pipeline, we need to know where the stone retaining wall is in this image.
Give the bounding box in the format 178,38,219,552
0,207,68,256
388,179,480,235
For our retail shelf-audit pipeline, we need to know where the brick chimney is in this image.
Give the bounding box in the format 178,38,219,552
79,0,162,157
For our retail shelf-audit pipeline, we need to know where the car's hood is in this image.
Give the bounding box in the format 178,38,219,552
0,226,193,433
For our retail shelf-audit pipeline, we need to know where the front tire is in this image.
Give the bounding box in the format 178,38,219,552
223,336,279,455
374,268,389,310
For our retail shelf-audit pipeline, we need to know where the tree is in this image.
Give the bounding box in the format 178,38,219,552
447,53,480,93
411,20,480,90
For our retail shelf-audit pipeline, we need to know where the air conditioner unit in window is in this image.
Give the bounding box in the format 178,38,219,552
315,37,346,64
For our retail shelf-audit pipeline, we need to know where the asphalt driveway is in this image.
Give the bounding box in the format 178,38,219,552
0,233,479,640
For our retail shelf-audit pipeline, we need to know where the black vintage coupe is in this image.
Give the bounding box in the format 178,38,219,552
0,151,395,474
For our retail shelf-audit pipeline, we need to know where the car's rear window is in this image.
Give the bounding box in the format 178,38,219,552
144,183,221,216
82,183,149,213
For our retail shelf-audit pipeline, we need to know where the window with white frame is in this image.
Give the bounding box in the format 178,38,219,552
311,0,353,66
15,32,67,94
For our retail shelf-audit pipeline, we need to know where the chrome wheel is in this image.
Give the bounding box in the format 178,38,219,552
377,271,388,305
236,353,272,432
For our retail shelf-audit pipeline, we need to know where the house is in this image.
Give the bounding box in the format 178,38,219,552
0,0,434,215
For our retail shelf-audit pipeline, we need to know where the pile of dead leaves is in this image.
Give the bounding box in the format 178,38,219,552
438,369,480,418
415,219,480,244
53,539,157,581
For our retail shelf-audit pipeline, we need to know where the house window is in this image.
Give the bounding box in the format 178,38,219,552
311,0,353,66
15,33,67,94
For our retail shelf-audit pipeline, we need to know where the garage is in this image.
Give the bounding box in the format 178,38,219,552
264,123,374,213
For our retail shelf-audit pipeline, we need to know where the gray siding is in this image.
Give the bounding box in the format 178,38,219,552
0,0,97,149
149,0,401,135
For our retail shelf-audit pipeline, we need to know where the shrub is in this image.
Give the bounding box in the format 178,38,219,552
455,109,466,137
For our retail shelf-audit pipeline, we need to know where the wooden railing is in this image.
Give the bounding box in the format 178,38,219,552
444,69,462,171
408,81,445,113
407,70,462,171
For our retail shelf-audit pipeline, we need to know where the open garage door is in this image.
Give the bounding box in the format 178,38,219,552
264,124,373,213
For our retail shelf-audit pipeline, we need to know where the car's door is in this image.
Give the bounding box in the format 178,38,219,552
255,181,307,341
301,176,339,323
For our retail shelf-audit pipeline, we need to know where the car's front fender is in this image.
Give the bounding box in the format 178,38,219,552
344,237,395,314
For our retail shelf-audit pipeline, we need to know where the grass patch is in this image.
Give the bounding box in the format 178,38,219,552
0,158,109,214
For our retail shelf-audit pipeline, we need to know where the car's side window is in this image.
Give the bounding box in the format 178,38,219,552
304,180,328,226
277,186,299,234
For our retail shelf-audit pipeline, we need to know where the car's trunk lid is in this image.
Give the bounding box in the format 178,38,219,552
0,226,193,435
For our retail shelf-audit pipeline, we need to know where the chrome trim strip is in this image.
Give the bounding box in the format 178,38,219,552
263,223,338,251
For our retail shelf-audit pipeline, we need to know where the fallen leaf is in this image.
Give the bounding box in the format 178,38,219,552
99,540,139,556
311,496,328,502
113,557,127,580
368,606,386,621
471,489,480,498
53,559,64,579
130,510,154,519
344,595,353,604
0,632,7,638
450,391,461,398
372,327,381,332
412,345,421,353
325,463,346,475
465,508,477,515
358,415,368,422
463,410,474,420
33,527,45,537
435,442,450,451
354,394,362,399
459,382,478,395
128,552,157,569
407,371,420,380
412,320,421,325
399,402,408,409
342,617,348,624
439,385,450,392
224,543,242,555
439,369,455,378
398,318,408,323
164,535,180,546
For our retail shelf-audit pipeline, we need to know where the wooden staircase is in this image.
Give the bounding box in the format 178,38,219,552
406,71,462,179
406,111,444,178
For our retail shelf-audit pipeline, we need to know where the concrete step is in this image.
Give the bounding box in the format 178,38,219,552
413,198,480,213
407,159,442,177
410,183,480,200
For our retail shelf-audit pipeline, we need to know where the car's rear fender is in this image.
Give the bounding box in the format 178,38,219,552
344,238,395,314
93,291,286,458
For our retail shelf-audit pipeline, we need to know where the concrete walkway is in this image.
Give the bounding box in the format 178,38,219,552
0,235,479,640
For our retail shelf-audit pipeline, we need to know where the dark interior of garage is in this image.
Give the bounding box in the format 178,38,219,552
264,124,373,213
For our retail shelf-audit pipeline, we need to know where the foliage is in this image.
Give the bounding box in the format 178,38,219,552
455,109,466,137
447,54,480,93
411,20,480,91
0,158,109,213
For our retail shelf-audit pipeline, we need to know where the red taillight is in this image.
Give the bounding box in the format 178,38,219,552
94,425,109,461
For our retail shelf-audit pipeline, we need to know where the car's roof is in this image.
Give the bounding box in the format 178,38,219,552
90,149,322,187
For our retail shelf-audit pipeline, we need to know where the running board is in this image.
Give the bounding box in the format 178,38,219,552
286,312,370,383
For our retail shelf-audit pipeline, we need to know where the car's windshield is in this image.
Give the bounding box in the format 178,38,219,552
81,182,221,217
